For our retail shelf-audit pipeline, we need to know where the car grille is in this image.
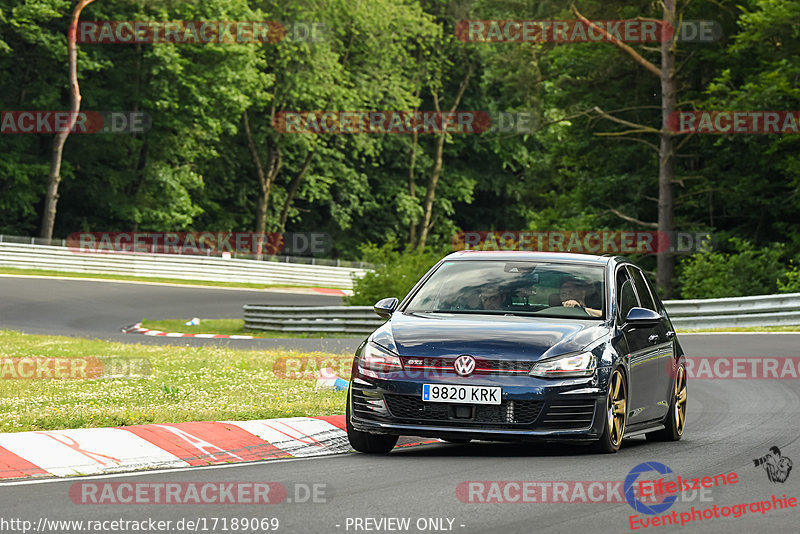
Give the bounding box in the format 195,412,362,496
538,401,596,430
383,394,544,426
399,357,531,376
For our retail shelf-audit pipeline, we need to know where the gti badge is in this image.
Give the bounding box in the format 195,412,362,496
454,355,476,377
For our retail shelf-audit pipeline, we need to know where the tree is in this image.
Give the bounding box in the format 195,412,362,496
571,1,679,296
40,0,96,239
242,0,439,237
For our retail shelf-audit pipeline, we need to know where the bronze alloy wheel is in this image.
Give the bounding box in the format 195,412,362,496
674,366,687,436
607,369,627,447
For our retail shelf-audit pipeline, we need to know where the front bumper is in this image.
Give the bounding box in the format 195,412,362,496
349,367,612,442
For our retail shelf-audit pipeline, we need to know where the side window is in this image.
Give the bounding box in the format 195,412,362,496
616,268,639,321
628,267,657,312
641,270,665,312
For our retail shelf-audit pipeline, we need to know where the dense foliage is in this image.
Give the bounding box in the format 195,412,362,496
343,242,441,305
2,0,800,298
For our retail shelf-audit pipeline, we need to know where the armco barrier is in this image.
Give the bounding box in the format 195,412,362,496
244,305,383,334
244,293,800,333
664,293,800,330
0,242,365,289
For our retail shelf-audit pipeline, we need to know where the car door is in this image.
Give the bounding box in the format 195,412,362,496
616,265,662,425
639,268,679,414
627,266,671,421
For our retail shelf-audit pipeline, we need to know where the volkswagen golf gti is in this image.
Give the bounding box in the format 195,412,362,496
346,251,687,453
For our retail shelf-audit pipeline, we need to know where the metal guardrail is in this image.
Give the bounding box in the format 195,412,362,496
0,234,371,269
244,305,383,334
244,293,800,334
0,242,365,289
664,293,800,330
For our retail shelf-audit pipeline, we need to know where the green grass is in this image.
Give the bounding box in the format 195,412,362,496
0,266,343,290
141,318,362,339
0,330,353,433
680,325,800,333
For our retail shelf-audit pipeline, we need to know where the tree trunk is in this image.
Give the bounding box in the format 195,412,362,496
40,0,97,239
657,0,677,297
243,110,281,237
416,64,472,251
278,150,314,232
408,128,419,249
416,120,445,252
571,4,678,296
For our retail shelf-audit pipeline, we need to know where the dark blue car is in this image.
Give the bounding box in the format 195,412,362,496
346,251,687,453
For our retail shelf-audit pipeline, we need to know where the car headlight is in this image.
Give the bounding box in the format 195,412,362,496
529,351,596,378
359,342,403,373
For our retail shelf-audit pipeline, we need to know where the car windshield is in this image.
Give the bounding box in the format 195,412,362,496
404,260,605,320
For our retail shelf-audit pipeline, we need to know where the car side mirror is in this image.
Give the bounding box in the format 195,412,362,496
373,297,399,319
625,307,662,327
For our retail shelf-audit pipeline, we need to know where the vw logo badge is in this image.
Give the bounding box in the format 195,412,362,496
454,355,476,377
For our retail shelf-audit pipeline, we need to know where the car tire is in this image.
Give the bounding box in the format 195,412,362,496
592,367,627,454
346,392,399,454
646,364,686,442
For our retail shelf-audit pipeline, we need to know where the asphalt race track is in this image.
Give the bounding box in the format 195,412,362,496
1,275,799,533
0,275,362,353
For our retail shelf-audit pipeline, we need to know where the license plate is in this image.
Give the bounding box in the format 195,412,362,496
422,384,501,405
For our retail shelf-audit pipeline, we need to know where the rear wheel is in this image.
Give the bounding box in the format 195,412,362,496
592,368,627,453
646,365,686,442
346,392,399,454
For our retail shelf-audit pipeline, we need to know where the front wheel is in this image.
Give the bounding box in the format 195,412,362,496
646,364,686,442
592,368,627,453
346,393,399,454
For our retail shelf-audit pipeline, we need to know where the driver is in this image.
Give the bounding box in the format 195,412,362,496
559,280,602,318
479,287,507,311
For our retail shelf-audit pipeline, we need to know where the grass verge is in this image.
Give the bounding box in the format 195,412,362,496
140,318,361,339
0,266,340,291
0,330,352,433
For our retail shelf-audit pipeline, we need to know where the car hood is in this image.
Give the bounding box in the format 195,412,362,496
371,312,611,362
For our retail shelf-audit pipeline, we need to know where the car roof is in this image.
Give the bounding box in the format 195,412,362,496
444,250,615,265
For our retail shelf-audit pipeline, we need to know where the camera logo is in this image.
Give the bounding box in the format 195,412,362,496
753,446,793,483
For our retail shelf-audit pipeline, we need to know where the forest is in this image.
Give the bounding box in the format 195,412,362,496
1,0,799,299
